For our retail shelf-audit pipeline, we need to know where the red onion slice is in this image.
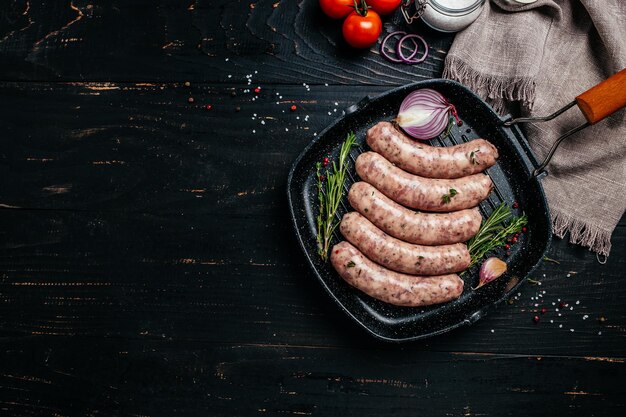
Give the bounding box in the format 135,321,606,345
397,34,429,64
380,31,419,64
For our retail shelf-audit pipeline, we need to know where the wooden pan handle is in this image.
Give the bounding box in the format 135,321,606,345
576,67,626,124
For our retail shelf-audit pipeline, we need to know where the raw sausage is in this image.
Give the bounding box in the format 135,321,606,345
340,211,471,275
330,241,464,307
348,182,482,245
355,151,493,212
367,121,499,179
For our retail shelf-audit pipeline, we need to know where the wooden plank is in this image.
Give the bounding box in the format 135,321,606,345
1,81,625,355
0,338,624,416
0,82,390,212
0,0,453,84
0,207,624,356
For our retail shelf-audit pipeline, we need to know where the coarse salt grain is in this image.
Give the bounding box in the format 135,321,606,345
558,313,562,317
576,300,580,305
334,102,338,106
570,306,573,310
261,120,265,125
550,320,554,323
228,75,232,78
570,329,574,332
225,58,229,61
285,128,289,132
559,324,563,328
252,130,256,133
598,331,602,335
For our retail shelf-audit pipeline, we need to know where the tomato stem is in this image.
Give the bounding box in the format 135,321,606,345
353,0,369,16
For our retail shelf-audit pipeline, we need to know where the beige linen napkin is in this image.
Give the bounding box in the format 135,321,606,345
443,0,626,256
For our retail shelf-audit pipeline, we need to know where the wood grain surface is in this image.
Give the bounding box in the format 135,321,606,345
1,1,625,416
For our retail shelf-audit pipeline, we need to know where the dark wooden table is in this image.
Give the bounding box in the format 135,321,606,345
1,1,625,416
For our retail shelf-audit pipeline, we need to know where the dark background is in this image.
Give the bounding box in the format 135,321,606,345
0,1,624,416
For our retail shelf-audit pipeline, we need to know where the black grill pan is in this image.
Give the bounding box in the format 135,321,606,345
287,79,552,342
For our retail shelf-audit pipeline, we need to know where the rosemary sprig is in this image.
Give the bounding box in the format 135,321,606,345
316,132,357,261
466,202,528,268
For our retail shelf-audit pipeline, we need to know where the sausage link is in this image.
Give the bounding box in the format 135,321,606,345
348,182,482,245
355,152,493,212
340,212,471,275
331,241,464,307
367,121,499,179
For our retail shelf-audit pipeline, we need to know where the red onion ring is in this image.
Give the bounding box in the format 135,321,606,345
380,31,419,64
397,34,429,64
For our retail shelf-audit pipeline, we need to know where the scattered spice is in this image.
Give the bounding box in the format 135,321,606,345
231,91,237,97
543,256,561,265
235,106,241,112
346,261,356,268
188,97,195,103
441,188,458,204
184,81,191,87
598,316,607,323
469,150,480,165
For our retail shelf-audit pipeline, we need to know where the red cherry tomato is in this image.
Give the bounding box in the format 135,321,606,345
367,0,401,15
342,9,382,49
319,0,354,19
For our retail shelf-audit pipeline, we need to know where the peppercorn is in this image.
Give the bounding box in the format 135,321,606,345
205,104,213,110
235,106,241,112
511,237,518,243
598,316,607,323
504,244,510,250
254,87,261,94
512,201,519,209
188,97,195,103
184,81,191,87
541,307,547,314
290,105,297,112
522,227,527,232
231,91,237,97
533,315,540,323
559,301,567,309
